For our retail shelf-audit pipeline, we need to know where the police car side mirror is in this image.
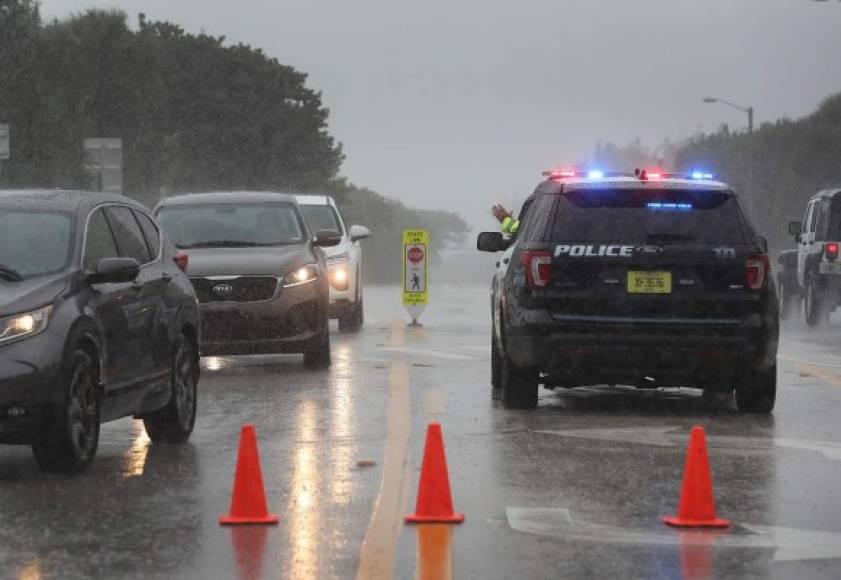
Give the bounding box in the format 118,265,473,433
477,232,506,252
789,221,802,237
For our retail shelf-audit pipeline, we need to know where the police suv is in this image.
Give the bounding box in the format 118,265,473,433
477,170,778,413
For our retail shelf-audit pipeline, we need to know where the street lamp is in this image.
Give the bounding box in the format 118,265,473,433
702,97,753,133
702,96,755,213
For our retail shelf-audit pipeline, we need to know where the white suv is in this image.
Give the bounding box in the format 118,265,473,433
296,195,370,332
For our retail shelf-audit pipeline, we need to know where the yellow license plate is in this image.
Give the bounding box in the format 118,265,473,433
627,271,672,294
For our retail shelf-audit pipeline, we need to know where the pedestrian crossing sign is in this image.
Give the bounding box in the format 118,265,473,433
402,230,428,317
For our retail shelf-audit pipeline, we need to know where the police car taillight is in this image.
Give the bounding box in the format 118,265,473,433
521,251,552,288
825,243,839,261
746,254,769,290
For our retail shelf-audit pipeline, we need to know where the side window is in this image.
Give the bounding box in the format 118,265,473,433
816,198,831,241
83,209,119,271
803,202,814,234
809,201,819,234
134,210,161,260
105,206,152,264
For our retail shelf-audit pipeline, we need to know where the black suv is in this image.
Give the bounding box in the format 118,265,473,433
478,172,778,413
0,190,201,472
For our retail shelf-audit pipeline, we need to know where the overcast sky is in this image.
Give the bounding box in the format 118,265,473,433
41,0,841,231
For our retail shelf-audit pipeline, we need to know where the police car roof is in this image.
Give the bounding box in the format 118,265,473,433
535,176,731,195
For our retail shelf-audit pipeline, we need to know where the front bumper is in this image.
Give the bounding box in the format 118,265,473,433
0,331,65,443
199,282,324,356
504,307,778,387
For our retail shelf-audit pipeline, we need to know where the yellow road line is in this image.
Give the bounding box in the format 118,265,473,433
355,357,412,580
798,363,841,389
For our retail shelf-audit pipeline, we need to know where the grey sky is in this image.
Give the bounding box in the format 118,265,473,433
41,0,841,231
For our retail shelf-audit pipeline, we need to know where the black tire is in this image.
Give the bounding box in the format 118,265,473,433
491,323,502,398
500,350,538,409
304,315,332,369
338,296,364,333
805,278,829,326
32,349,101,473
143,332,199,444
778,278,800,320
735,364,776,414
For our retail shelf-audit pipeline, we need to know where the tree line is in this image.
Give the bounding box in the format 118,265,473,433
674,93,841,255
0,1,468,282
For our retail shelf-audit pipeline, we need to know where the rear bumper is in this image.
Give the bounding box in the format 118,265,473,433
199,282,325,355
504,308,778,386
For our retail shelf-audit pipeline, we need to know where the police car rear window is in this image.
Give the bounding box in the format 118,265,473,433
521,189,751,244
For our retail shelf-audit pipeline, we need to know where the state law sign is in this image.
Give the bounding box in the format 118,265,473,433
402,229,428,323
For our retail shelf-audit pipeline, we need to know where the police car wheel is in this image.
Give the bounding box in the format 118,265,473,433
500,352,538,409
491,330,502,396
804,279,828,327
735,364,776,414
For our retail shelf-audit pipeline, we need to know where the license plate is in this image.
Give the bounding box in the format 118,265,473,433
627,271,672,294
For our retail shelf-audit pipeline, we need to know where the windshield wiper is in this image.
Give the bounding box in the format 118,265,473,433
0,264,24,281
178,240,276,248
645,233,697,244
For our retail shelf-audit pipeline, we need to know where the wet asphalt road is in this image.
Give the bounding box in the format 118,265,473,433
3,285,841,579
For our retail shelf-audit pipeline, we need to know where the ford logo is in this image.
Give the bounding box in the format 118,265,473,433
212,283,234,298
635,245,664,255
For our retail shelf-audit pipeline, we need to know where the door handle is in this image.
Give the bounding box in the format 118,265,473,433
502,258,510,264
495,261,500,267
130,281,143,291
161,272,172,283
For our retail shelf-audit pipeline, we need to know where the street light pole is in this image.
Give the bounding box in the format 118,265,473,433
703,96,755,214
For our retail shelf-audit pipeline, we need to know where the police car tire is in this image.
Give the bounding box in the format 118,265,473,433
491,332,502,396
804,279,828,327
500,353,538,409
735,364,776,414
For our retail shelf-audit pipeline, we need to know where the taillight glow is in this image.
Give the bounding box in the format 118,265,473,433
746,254,769,290
174,251,189,272
520,250,552,288
826,243,839,261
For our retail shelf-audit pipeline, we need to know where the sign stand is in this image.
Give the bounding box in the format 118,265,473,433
402,230,429,326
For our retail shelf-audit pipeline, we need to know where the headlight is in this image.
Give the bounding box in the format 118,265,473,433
282,264,319,288
329,264,349,291
0,306,52,345
325,252,349,266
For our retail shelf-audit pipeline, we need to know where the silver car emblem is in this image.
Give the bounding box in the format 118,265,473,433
212,283,234,298
635,245,664,255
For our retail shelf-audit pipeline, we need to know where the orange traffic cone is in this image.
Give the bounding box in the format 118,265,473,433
220,425,279,525
405,423,465,524
662,426,730,528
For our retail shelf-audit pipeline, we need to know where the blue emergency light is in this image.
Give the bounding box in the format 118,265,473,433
647,202,693,211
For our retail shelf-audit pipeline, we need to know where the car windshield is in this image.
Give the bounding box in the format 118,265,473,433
300,204,342,234
156,203,305,248
522,189,750,245
0,210,74,277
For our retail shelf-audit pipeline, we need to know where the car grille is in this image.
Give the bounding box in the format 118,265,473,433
190,276,279,303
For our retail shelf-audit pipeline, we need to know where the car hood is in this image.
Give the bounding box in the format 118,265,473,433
0,274,68,316
182,245,314,277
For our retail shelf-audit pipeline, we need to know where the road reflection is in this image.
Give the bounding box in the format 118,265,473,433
287,399,320,579
17,561,42,580
122,420,150,478
230,526,269,580
416,524,453,580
